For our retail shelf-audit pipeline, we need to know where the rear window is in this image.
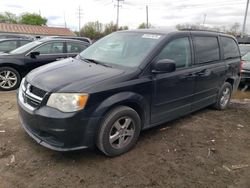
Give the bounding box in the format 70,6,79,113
194,36,220,64
221,37,240,59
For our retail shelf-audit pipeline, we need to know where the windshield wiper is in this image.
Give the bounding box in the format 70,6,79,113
80,57,112,68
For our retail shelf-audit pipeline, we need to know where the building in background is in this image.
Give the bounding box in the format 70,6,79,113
0,23,75,39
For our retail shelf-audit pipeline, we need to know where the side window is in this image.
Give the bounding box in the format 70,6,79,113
36,42,64,54
67,42,87,53
194,36,220,64
221,37,240,59
0,41,17,52
158,37,191,68
20,40,30,46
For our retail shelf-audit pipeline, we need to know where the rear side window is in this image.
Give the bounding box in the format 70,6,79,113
194,36,220,64
221,37,240,59
0,41,17,52
20,40,30,46
67,42,87,53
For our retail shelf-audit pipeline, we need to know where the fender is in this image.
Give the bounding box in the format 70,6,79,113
92,91,151,127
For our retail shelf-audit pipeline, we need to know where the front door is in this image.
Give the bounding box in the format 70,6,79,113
151,36,195,124
24,41,67,72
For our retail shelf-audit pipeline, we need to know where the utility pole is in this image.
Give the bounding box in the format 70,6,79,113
114,0,124,30
203,14,207,26
146,5,149,28
242,0,249,36
77,6,83,36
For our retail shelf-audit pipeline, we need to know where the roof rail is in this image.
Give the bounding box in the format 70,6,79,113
179,28,226,34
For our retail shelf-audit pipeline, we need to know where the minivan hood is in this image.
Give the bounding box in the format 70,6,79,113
26,58,126,92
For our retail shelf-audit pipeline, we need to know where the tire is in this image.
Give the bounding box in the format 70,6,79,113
213,82,232,110
97,106,141,157
0,67,21,91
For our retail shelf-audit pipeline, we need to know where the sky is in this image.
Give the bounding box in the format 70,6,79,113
0,0,249,33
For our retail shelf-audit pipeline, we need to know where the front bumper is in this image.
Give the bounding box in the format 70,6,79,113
17,93,102,151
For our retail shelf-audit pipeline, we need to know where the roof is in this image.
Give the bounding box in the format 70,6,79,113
0,38,32,42
38,38,90,45
123,29,235,38
0,23,76,36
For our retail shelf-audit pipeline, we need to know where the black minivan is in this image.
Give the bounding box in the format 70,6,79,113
17,29,241,156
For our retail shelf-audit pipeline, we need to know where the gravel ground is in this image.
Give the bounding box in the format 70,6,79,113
0,90,250,188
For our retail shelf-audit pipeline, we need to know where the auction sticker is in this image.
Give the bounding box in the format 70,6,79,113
142,34,162,39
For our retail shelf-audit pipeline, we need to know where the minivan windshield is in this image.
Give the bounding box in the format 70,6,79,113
79,32,163,67
10,41,42,54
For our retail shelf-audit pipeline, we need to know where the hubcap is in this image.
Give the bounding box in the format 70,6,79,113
109,117,135,149
220,87,230,107
0,70,17,89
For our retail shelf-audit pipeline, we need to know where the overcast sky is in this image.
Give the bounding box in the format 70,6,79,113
0,0,249,32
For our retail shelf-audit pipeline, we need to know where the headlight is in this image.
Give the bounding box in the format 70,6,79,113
47,93,89,112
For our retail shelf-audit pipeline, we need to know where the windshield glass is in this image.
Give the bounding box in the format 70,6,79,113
242,52,250,62
10,41,42,54
79,32,163,67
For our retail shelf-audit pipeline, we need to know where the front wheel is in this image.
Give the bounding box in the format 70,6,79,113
97,106,141,157
213,82,232,110
0,67,21,91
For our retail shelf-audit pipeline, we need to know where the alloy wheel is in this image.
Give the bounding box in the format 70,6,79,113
0,70,18,89
109,117,135,149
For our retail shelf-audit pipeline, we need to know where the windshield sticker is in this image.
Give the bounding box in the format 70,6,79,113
142,34,161,39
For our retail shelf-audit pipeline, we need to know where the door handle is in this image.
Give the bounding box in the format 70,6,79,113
186,73,196,78
197,69,211,76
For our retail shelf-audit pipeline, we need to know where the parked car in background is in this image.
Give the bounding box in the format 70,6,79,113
241,52,250,85
239,44,250,56
17,29,241,156
48,36,92,44
0,38,90,90
0,33,33,40
0,38,32,53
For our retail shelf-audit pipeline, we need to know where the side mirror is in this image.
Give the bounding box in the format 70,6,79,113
152,59,176,73
30,51,40,58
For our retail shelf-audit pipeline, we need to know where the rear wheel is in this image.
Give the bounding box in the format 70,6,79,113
0,67,21,91
97,106,141,157
214,82,232,110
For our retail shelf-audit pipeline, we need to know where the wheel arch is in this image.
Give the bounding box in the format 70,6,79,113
92,91,150,129
0,63,22,76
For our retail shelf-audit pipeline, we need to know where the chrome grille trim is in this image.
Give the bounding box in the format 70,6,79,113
18,79,46,110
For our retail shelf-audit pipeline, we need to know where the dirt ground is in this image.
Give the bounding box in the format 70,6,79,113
0,89,250,188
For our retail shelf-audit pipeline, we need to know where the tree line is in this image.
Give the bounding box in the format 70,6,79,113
77,21,152,40
0,11,47,26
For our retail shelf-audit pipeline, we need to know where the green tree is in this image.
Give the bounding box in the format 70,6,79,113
103,22,117,35
80,21,103,40
19,13,47,25
138,23,152,29
119,25,129,30
0,12,18,24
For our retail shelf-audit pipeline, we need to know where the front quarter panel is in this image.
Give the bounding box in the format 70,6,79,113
85,77,152,129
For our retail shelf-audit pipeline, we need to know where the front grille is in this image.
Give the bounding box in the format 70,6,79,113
20,80,47,109
30,85,47,98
